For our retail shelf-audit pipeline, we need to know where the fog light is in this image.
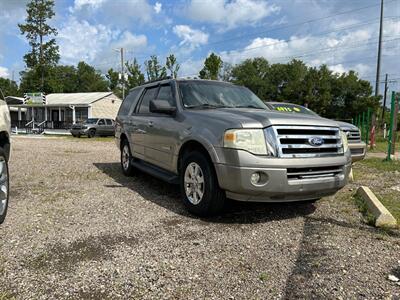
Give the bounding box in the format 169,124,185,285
251,172,261,185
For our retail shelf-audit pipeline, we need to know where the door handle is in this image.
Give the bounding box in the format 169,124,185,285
148,121,154,127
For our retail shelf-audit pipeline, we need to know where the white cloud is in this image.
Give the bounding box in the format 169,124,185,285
71,0,106,11
173,25,209,52
187,0,280,30
70,0,154,26
0,66,9,78
57,17,147,68
220,28,375,71
154,2,162,14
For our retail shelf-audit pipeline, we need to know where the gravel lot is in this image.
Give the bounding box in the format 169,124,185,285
1,136,399,299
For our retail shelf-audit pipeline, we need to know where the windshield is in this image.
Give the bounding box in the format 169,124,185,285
85,118,99,124
179,81,268,109
270,103,317,116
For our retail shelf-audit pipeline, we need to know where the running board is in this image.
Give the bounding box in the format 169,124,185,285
131,160,179,184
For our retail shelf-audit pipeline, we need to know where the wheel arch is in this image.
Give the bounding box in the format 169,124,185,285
0,131,10,161
177,140,216,175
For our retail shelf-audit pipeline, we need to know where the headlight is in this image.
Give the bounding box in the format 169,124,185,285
224,129,267,155
340,130,349,153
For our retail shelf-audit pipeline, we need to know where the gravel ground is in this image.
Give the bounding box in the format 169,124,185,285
0,136,399,299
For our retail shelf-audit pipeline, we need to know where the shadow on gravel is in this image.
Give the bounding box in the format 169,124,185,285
283,215,400,299
27,234,138,272
94,162,316,224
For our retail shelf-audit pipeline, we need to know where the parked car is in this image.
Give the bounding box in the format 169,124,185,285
0,98,10,224
265,102,366,162
115,79,351,216
70,118,115,138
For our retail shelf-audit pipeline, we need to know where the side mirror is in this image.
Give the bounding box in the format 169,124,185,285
149,99,176,115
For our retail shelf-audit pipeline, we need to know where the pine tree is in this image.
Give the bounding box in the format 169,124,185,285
19,0,59,90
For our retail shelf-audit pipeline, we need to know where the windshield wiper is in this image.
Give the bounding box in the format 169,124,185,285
185,104,228,109
233,105,265,109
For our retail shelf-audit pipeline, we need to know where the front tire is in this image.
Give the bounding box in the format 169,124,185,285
88,129,96,138
121,139,135,176
0,148,9,224
180,151,225,217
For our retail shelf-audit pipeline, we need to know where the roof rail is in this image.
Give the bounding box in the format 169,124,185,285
145,76,172,84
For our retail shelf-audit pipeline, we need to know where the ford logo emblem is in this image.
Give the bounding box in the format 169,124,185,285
309,137,324,146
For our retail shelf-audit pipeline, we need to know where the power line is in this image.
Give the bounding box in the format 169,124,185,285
220,17,399,58
204,0,398,47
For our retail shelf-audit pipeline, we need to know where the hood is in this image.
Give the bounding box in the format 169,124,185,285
335,120,358,131
184,108,340,129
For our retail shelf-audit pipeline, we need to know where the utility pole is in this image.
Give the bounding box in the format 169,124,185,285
382,73,388,121
120,48,125,100
375,0,384,97
114,47,125,99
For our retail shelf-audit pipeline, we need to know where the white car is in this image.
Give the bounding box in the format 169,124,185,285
0,98,10,224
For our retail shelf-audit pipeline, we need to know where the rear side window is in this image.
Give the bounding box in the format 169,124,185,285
138,87,158,114
157,85,175,107
106,119,113,125
118,89,141,116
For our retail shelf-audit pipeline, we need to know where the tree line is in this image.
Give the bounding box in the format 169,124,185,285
0,0,380,121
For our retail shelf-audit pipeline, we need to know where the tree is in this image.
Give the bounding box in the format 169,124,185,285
145,55,166,81
106,68,120,92
199,53,223,80
76,62,108,92
0,78,20,98
231,57,270,99
125,59,145,89
165,54,180,79
19,0,59,89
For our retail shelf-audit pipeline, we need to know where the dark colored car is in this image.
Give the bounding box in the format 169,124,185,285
70,118,115,138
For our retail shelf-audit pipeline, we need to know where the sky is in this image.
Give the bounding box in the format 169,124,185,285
0,0,399,94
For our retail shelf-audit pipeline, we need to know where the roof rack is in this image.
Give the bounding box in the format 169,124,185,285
145,76,172,84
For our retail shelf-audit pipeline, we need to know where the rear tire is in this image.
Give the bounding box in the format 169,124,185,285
121,139,135,176
180,151,225,217
0,148,9,224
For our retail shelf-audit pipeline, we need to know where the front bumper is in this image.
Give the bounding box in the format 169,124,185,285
349,142,366,162
214,148,351,202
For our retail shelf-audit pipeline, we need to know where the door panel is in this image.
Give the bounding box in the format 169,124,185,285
131,86,158,160
145,84,179,172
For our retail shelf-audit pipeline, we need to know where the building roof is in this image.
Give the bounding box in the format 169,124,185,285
6,92,119,106
46,92,115,105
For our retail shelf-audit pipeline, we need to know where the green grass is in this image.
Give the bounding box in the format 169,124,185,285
357,158,400,172
352,194,376,226
259,273,269,282
379,192,400,225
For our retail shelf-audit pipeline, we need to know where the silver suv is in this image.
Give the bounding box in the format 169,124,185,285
70,118,115,138
115,79,351,216
0,98,10,224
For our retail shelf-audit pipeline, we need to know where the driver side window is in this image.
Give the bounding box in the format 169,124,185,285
157,84,175,107
97,119,105,125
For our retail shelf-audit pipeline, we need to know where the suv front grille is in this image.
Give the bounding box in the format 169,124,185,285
272,125,343,158
343,129,361,142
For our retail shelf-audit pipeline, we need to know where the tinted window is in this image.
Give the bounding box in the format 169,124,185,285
106,119,113,125
138,87,158,114
118,88,141,116
98,119,106,125
157,85,175,106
